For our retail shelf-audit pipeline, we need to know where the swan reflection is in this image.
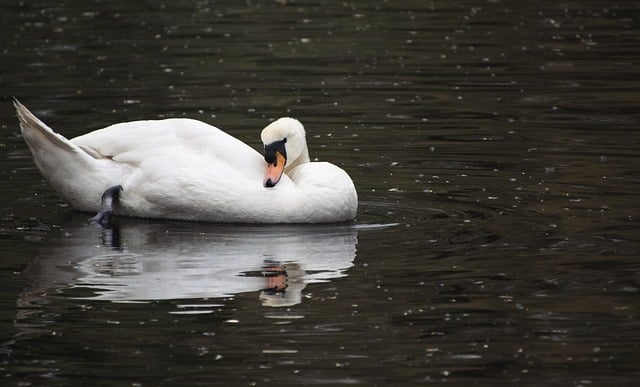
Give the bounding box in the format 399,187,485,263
22,217,357,308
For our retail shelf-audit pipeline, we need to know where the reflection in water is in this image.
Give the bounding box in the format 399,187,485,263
20,218,357,308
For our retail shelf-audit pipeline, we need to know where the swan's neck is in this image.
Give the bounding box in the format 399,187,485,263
285,146,310,174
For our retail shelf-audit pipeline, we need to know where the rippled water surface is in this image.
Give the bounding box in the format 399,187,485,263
1,0,639,385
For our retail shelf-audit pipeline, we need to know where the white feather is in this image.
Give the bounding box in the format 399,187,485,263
15,101,358,223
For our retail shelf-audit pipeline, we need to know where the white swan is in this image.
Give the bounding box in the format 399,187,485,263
14,100,357,223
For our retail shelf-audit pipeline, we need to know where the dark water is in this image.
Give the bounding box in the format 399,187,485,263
1,0,639,385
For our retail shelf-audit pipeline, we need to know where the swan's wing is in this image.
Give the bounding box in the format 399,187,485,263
70,118,261,168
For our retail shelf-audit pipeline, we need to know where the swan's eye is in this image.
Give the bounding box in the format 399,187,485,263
264,139,287,165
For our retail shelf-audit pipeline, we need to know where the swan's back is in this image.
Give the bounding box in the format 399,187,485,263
71,118,258,168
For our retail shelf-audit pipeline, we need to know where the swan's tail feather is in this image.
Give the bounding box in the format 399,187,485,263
15,99,102,170
14,99,106,211
14,99,79,153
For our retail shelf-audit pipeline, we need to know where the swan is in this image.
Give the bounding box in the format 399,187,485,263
14,100,358,223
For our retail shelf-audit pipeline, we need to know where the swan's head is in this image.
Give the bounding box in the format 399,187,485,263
261,117,309,188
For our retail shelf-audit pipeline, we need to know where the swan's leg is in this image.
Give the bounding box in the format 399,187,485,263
88,185,123,226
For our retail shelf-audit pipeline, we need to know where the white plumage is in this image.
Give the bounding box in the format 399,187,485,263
15,100,357,223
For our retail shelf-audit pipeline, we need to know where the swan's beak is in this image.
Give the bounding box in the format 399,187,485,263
264,150,286,188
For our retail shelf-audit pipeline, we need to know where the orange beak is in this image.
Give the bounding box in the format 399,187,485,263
264,150,286,187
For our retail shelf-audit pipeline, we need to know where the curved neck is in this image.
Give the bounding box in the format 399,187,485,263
285,146,310,174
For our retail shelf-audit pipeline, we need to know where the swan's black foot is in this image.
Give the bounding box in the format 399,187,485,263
88,185,123,227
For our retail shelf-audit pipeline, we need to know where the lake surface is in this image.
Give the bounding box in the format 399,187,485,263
1,0,639,385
